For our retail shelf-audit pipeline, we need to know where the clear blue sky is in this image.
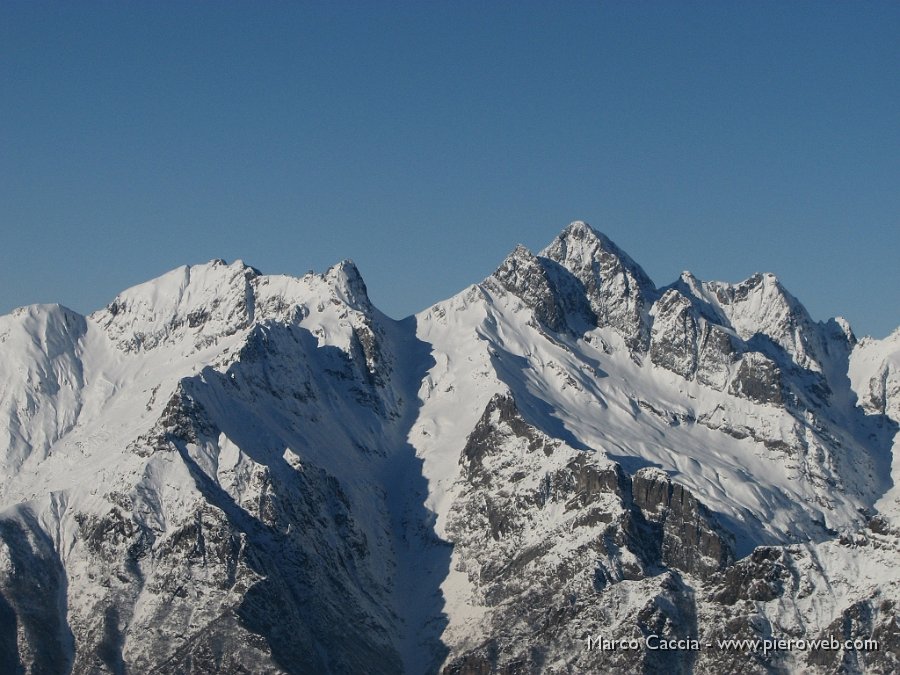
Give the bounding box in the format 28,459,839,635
2,2,898,337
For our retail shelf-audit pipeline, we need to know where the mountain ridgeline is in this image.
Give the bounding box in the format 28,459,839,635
0,222,898,674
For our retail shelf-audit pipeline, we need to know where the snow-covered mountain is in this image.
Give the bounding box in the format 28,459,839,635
1,222,897,674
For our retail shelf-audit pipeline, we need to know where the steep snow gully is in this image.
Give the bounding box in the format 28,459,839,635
1,222,898,674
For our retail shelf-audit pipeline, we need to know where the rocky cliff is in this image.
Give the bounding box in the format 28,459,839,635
0,222,897,674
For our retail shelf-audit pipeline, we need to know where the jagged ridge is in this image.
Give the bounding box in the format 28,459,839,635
0,222,897,674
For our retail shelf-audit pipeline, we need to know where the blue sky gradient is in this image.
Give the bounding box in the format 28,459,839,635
2,2,898,336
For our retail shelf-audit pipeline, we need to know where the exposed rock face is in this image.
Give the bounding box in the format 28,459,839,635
0,223,898,674
863,360,900,420
696,323,740,389
702,272,828,374
489,245,594,335
631,468,735,579
851,332,900,429
541,221,657,353
0,513,73,674
649,288,743,389
728,352,784,405
692,537,900,675
1,364,407,675
710,546,791,606
650,289,700,380
443,394,735,672
0,258,441,674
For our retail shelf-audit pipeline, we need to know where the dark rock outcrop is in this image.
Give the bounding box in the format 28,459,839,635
542,221,657,353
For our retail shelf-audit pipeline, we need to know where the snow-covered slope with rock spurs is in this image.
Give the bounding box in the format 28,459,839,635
0,223,897,674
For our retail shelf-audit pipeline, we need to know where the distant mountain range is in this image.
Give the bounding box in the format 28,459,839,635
1,221,897,674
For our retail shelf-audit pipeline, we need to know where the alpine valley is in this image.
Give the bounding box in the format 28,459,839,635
1,222,898,675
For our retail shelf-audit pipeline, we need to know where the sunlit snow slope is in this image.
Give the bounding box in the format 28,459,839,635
1,223,897,674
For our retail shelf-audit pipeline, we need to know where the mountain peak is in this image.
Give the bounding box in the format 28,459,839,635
2,224,899,675
560,219,595,238
555,219,640,255
541,221,656,352
324,259,371,311
542,222,654,288
554,220,613,250
488,245,541,290
488,243,590,334
200,258,260,277
491,244,542,287
707,271,800,315
700,272,830,371
92,259,259,351
0,303,88,356
499,243,537,266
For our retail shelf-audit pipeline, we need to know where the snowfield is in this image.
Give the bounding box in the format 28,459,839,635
0,223,897,674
